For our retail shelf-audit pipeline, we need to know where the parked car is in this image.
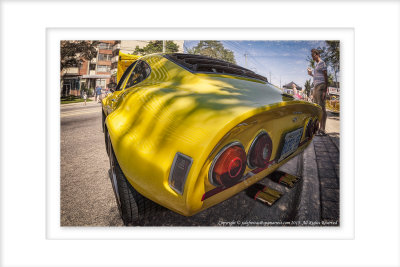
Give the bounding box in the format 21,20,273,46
102,52,322,225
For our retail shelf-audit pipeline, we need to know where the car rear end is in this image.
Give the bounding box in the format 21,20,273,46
108,53,322,216
163,100,322,216
187,101,321,214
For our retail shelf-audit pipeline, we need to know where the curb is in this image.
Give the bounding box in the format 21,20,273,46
295,139,321,222
61,98,99,107
327,134,340,151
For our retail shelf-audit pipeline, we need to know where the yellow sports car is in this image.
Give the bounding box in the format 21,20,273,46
102,52,322,225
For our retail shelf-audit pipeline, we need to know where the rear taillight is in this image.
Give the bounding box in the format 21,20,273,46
247,131,272,169
209,142,246,187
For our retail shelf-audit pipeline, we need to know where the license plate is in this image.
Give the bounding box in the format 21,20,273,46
278,128,303,162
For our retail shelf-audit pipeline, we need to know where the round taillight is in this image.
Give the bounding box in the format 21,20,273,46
209,142,247,187
247,131,273,169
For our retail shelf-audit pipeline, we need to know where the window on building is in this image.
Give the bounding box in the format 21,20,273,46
97,65,110,73
98,43,111,50
96,79,106,88
124,61,151,89
89,64,96,70
98,53,111,61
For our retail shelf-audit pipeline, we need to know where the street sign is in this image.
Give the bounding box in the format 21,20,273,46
328,87,340,95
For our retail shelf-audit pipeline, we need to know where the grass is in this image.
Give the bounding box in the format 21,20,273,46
61,95,93,104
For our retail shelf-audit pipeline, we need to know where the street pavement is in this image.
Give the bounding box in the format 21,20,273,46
61,100,123,226
60,101,340,227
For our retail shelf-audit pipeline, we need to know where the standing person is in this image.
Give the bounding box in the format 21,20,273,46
82,91,87,106
308,49,328,135
95,86,102,103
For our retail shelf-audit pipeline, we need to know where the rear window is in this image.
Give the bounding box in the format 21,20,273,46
164,53,268,83
125,60,151,89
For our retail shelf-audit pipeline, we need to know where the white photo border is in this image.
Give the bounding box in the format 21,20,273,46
1,1,399,267
48,27,354,240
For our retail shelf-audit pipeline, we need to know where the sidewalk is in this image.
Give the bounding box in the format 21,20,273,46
61,96,99,107
313,135,340,222
312,111,340,223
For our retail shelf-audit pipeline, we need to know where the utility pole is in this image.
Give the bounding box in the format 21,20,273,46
244,53,248,67
269,72,271,84
280,76,281,89
162,40,166,53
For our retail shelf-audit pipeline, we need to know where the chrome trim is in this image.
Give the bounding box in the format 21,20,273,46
208,141,244,187
168,152,193,195
246,130,270,169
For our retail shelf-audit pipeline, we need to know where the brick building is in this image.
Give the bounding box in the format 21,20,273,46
61,40,184,96
61,40,116,96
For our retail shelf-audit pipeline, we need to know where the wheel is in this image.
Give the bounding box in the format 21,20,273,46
103,112,109,156
102,110,106,133
106,130,157,225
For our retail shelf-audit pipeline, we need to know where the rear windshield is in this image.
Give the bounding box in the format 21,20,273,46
165,53,268,83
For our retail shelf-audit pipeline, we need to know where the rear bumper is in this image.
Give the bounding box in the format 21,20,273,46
190,138,312,216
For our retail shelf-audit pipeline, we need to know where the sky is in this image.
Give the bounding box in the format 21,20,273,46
183,40,333,89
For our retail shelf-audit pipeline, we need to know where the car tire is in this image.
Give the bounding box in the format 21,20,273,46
102,110,106,133
106,130,157,225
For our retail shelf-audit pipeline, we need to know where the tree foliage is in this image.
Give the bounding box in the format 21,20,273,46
60,40,98,71
324,41,340,71
327,73,334,86
187,41,236,64
132,41,179,56
304,79,312,97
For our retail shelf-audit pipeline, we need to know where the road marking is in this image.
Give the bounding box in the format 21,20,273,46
61,108,101,118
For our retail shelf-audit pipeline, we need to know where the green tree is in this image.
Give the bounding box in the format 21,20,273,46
324,41,340,87
328,73,334,86
60,40,98,71
187,40,236,64
132,40,179,55
304,79,312,97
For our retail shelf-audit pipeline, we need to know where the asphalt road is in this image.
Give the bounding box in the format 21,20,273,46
61,101,339,226
61,102,123,226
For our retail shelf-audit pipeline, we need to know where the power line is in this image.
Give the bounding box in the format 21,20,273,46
223,41,283,85
225,41,243,51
